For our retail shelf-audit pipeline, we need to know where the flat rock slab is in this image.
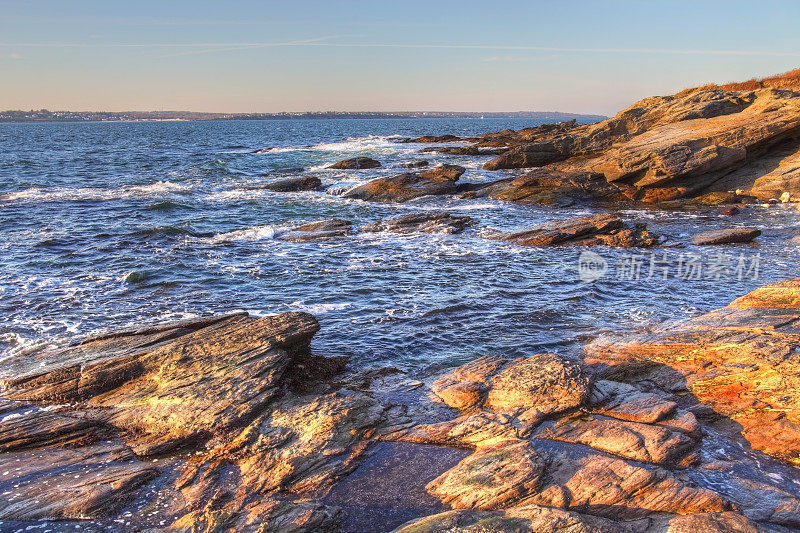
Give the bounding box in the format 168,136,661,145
692,227,761,245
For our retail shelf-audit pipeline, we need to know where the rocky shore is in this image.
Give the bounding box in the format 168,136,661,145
3,71,800,532
0,279,799,532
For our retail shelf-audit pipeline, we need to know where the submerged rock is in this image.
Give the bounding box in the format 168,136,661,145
691,227,761,245
496,214,658,247
404,160,429,168
362,212,476,235
328,157,382,169
277,219,353,242
263,175,323,192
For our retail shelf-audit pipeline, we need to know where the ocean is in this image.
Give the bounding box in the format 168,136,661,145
1,117,799,370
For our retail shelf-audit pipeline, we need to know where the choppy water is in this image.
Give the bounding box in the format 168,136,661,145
2,118,800,370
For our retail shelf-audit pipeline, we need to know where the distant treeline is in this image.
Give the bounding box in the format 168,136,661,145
0,109,607,123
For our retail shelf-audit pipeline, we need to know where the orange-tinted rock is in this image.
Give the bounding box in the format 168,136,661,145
587,279,800,465
393,505,627,533
343,172,465,202
426,440,546,510
495,214,658,248
417,164,466,181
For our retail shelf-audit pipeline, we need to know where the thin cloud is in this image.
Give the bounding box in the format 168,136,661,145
0,41,798,57
8,52,22,60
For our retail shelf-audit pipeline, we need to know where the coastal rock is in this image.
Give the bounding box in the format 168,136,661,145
587,279,800,465
0,442,158,520
0,312,323,455
496,214,658,247
328,156,381,169
470,168,631,207
263,175,323,192
393,505,627,533
426,439,546,510
343,172,465,202
589,379,677,424
470,83,800,202
277,219,353,242
404,160,429,168
417,164,466,181
691,227,761,245
530,452,730,519
485,354,590,416
362,212,476,235
533,414,698,466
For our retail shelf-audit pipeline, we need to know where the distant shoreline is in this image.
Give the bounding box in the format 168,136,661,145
0,110,607,123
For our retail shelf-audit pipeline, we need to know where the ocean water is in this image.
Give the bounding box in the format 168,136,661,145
1,118,799,371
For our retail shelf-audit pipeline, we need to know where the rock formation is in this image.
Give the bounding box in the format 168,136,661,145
362,212,476,234
262,175,323,192
587,279,800,466
494,213,658,247
343,170,468,202
400,71,800,205
328,157,382,169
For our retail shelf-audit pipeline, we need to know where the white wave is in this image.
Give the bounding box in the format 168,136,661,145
1,181,191,203
259,135,406,155
289,300,352,314
208,225,278,243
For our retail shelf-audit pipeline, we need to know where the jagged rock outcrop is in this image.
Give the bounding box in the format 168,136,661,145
494,214,658,247
691,227,761,245
362,212,476,234
467,168,631,207
0,312,384,531
587,279,800,465
388,75,800,204
328,157,382,169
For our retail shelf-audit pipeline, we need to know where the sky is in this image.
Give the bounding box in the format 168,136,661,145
1,0,800,115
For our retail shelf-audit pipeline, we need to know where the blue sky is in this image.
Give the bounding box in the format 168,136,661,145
1,0,799,114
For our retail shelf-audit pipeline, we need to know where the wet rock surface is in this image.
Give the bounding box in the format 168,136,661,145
495,214,658,248
691,227,762,245
328,156,382,169
343,171,468,202
362,212,476,235
277,219,353,242
262,175,323,192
